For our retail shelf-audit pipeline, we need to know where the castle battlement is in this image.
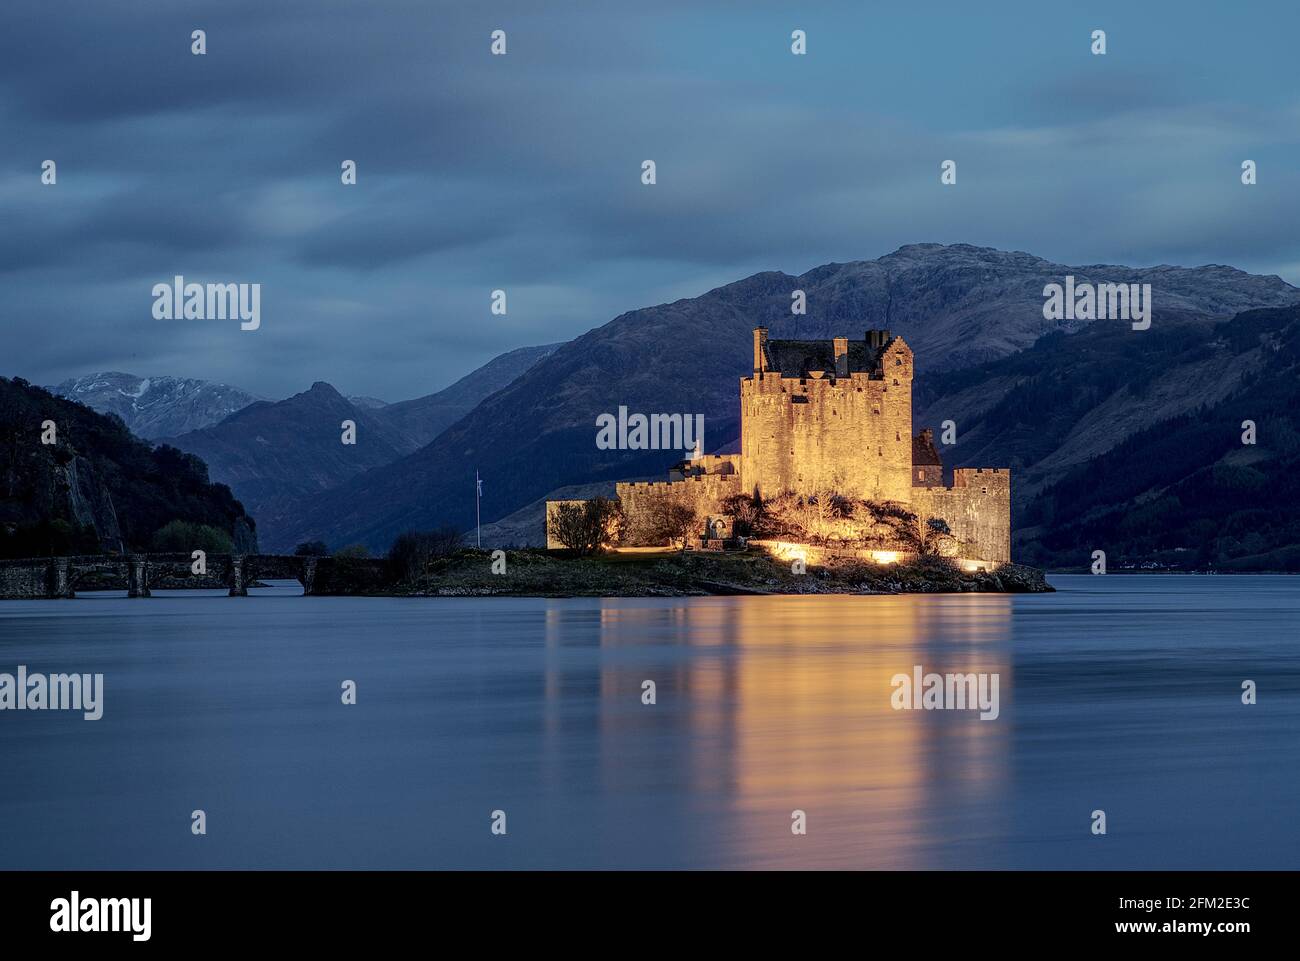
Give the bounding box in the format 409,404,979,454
617,475,725,490
952,467,1011,492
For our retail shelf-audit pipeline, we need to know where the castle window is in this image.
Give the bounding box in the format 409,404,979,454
893,379,899,386
917,470,924,480
981,488,987,495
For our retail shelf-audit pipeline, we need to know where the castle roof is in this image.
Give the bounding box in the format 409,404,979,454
763,339,885,377
912,430,943,466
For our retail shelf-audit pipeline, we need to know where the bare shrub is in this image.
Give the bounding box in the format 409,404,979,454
550,497,621,555
388,526,464,580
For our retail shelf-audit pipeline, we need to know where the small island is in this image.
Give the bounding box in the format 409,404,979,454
379,546,1053,597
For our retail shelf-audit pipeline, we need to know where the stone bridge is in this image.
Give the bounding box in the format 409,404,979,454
0,553,391,599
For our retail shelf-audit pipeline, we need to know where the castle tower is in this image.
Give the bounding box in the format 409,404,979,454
912,428,943,488
739,328,914,502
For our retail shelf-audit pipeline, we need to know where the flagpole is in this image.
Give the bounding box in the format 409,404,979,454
475,470,481,548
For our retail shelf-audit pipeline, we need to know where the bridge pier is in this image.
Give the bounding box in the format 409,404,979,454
126,556,151,598
47,558,74,599
228,555,248,596
300,557,317,596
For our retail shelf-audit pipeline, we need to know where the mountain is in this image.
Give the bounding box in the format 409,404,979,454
152,343,562,548
49,372,260,439
916,304,1300,570
782,244,1298,370
0,376,255,558
369,343,563,451
163,382,407,544
271,244,1300,554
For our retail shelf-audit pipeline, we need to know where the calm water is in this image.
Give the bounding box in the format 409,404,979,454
0,575,1297,869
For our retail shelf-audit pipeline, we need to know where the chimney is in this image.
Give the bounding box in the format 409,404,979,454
833,337,848,377
753,327,768,374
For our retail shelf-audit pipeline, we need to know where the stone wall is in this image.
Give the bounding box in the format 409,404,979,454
739,339,914,502
0,559,52,598
614,473,741,546
910,468,1012,563
913,464,942,488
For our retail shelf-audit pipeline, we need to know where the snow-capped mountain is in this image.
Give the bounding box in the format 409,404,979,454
49,372,261,440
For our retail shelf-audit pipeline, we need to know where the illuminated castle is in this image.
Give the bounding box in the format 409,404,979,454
550,328,1012,564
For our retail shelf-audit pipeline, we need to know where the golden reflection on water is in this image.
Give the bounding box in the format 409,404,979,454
580,595,1015,868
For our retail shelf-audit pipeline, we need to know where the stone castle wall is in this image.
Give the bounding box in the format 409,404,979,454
615,474,741,546
740,339,913,503
910,469,1012,564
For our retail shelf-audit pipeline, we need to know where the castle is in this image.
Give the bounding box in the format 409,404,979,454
548,328,1012,565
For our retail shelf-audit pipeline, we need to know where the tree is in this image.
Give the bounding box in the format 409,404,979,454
721,492,763,536
150,520,234,554
550,497,620,555
917,517,953,556
294,540,330,557
647,498,698,552
387,527,464,580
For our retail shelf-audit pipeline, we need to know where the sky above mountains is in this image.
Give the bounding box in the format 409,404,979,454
3,0,1298,400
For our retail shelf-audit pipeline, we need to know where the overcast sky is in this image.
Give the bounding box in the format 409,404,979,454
2,0,1297,400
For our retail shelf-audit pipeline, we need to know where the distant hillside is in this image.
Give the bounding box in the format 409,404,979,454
49,343,560,461
162,344,563,547
50,372,260,439
370,343,563,451
1022,307,1300,570
271,244,1300,553
0,376,255,558
163,382,407,544
477,478,650,548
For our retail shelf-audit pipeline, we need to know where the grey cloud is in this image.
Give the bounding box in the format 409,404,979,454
2,0,1298,402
